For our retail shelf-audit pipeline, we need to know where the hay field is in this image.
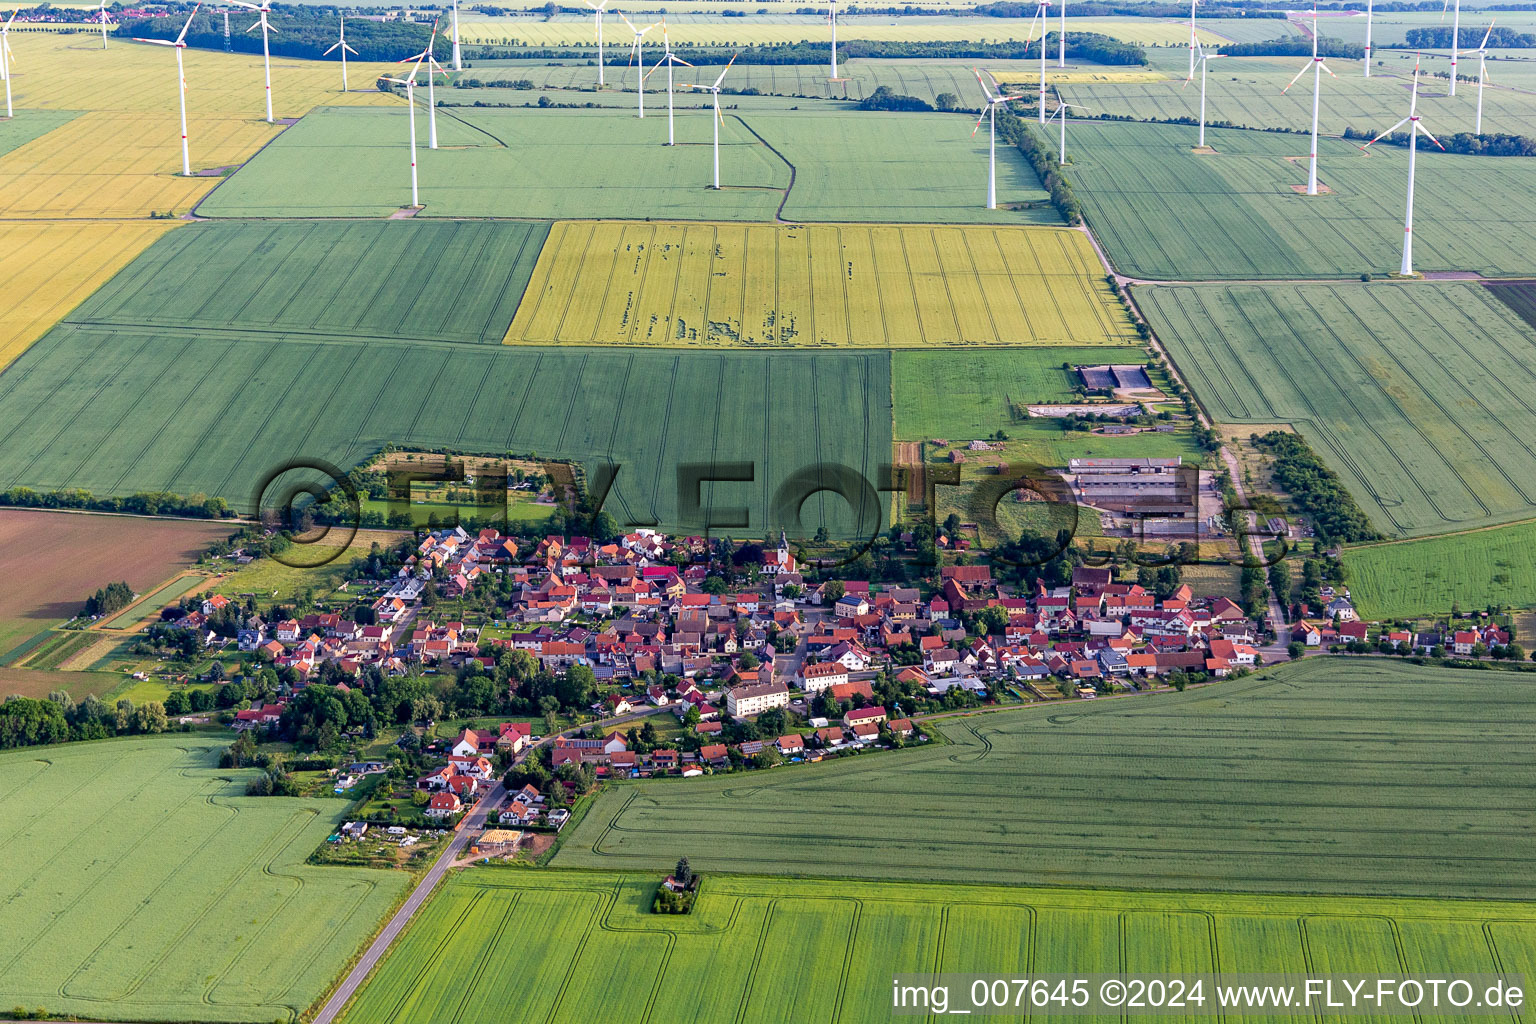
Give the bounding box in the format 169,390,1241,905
506,221,1133,348
338,868,1536,1024
0,221,178,373
556,659,1536,897
0,735,406,1023
1067,120,1536,279
1141,281,1536,538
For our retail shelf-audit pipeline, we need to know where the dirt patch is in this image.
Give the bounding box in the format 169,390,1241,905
0,509,231,659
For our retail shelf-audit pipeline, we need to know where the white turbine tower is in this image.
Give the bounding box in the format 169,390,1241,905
1466,20,1494,134
1188,0,1199,80
1185,40,1223,149
1363,0,1373,76
228,0,276,122
322,14,357,92
134,4,201,176
1442,0,1461,96
620,12,658,119
1,11,15,119
587,0,609,87
644,18,692,146
379,49,428,208
1361,57,1443,276
1058,0,1066,68
971,68,1025,210
1024,0,1051,124
401,20,448,149
450,0,461,71
681,54,737,189
1046,99,1087,163
96,0,113,49
1282,1,1335,196
828,0,839,80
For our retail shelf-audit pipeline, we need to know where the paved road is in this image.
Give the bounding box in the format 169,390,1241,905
310,778,505,1024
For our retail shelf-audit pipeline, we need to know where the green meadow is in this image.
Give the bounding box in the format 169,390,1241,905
1140,280,1536,538
557,659,1536,899
1347,519,1536,619
338,868,1536,1024
195,104,1053,224
1065,120,1536,279
0,736,406,1023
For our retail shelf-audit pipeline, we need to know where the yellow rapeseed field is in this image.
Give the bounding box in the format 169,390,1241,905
0,32,398,217
506,220,1136,348
0,221,179,372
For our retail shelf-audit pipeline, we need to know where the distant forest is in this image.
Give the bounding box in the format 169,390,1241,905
117,7,431,62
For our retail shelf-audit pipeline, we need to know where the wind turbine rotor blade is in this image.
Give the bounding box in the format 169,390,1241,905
345,42,359,55
972,67,997,102
133,36,178,45
713,52,737,87
175,3,201,44
618,11,637,32
1361,115,1410,146
1319,58,1336,77
1281,61,1311,92
1479,20,1494,48
971,109,986,136
323,40,340,54
1417,122,1446,149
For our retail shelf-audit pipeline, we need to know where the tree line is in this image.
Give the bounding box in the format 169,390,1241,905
0,691,168,749
1222,35,1364,58
1252,431,1380,544
1343,125,1536,157
1405,25,1535,47
0,485,234,519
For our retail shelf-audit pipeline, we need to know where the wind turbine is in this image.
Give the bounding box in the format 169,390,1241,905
681,54,737,189
1024,0,1051,124
379,50,428,208
322,13,358,92
400,20,448,149
96,0,112,50
1046,99,1087,164
828,0,839,80
133,4,201,176
1188,0,1199,80
1361,57,1443,276
644,18,692,146
1466,20,1494,134
972,68,1025,210
1,11,14,119
228,0,276,122
1185,40,1223,149
1282,1,1335,196
1442,0,1461,96
1363,0,1373,76
587,0,609,87
450,0,461,71
1057,0,1066,68
620,11,658,119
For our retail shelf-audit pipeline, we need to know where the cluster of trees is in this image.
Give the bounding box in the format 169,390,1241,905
1406,25,1535,47
857,85,936,111
654,857,698,913
0,486,233,519
81,581,134,619
1223,35,1364,57
474,35,1145,65
451,77,538,89
1343,125,1536,157
118,8,430,62
1252,431,1380,544
1297,555,1347,614
979,0,1283,14
0,692,167,749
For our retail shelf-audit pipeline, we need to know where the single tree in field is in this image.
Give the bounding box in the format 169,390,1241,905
675,857,693,889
